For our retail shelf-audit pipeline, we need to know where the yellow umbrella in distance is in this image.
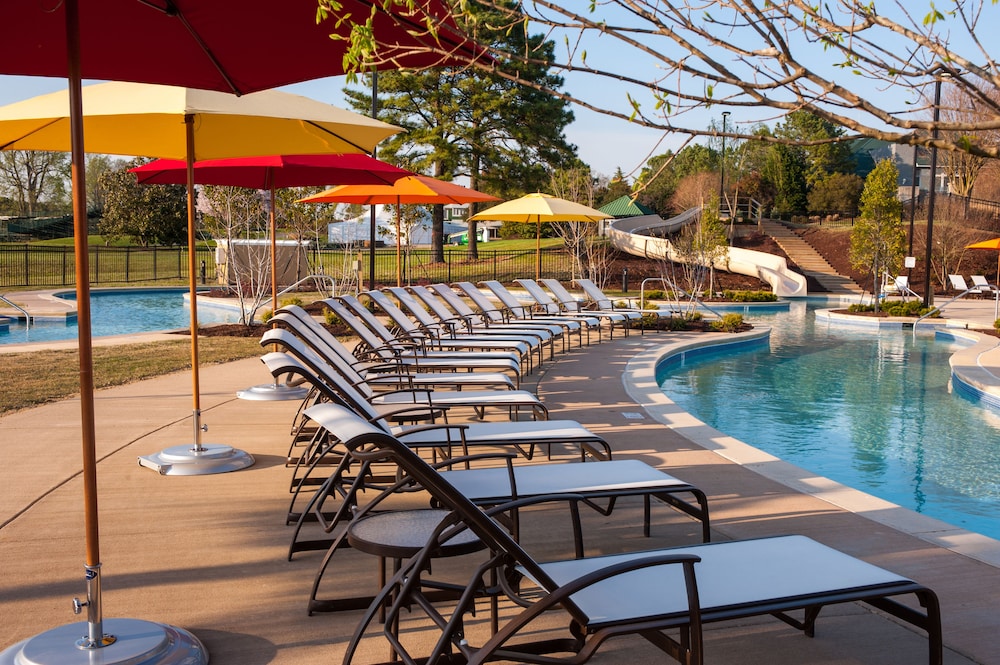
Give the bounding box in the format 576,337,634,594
469,192,612,280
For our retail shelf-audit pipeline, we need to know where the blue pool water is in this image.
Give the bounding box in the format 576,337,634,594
657,300,1000,541
0,289,242,344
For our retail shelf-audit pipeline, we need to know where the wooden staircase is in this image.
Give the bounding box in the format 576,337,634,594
759,219,864,295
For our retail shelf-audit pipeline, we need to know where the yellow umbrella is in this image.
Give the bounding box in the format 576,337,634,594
0,82,401,475
469,192,612,280
966,237,1000,285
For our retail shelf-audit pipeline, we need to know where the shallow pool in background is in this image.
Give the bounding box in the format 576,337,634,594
0,289,242,344
657,300,1000,541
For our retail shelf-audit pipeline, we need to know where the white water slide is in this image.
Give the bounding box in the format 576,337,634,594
606,208,808,298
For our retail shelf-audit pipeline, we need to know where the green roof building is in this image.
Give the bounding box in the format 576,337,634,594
599,195,655,218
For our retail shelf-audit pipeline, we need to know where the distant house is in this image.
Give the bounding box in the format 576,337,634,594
327,204,466,246
850,138,947,200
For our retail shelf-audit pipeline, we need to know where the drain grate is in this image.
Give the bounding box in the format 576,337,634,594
621,412,645,420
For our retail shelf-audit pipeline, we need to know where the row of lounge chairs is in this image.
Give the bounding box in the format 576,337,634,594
253,283,942,665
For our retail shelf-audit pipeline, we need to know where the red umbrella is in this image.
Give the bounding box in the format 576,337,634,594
0,2,482,663
1,0,481,95
130,153,414,314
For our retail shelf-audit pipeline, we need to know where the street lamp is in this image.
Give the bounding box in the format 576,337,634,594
719,111,730,217
922,74,947,308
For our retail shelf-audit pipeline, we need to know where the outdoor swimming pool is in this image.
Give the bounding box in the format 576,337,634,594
658,300,1000,542
0,288,242,344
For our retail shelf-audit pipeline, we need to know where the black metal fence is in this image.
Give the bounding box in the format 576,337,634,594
0,244,575,288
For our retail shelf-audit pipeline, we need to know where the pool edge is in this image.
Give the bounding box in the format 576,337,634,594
622,328,1000,570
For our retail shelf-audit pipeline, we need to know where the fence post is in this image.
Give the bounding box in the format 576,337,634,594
493,252,497,280
24,244,29,286
125,246,130,282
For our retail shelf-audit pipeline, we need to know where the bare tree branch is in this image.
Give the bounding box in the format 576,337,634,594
333,1,1000,159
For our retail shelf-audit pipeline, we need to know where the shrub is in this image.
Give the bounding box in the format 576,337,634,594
993,317,1000,333
280,296,304,307
710,313,745,332
721,290,777,302
260,309,273,323
665,315,689,331
324,310,342,326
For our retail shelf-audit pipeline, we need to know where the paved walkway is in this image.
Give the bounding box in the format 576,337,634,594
3,304,1000,664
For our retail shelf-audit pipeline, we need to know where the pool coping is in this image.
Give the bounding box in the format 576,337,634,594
623,327,1000,570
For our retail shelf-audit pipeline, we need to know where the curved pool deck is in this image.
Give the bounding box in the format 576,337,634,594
4,314,1000,662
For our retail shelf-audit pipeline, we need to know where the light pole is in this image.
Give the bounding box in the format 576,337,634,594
922,75,945,308
719,111,730,217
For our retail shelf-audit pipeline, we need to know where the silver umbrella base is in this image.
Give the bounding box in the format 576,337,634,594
236,381,310,401
0,618,207,665
137,443,254,476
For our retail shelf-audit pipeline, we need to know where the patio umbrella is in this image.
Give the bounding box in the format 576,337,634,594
966,237,1000,285
0,0,482,95
299,175,499,286
0,81,402,468
130,153,414,400
0,3,483,663
469,192,612,280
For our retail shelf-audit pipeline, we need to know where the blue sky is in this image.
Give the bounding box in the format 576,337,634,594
0,72,672,182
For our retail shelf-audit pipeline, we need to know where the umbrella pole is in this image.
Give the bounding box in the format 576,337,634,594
66,12,106,647
137,119,253,475
185,120,204,452
1,3,205,663
536,218,541,281
235,183,308,403
271,187,278,315
397,199,402,287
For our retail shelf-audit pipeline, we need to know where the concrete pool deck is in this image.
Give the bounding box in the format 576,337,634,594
2,298,1000,663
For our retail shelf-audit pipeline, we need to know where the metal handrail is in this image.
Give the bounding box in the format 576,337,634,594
911,289,974,337
0,294,31,327
278,274,336,299
639,277,725,320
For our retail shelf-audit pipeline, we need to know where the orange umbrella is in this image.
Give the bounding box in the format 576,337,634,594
299,176,499,286
966,237,1000,284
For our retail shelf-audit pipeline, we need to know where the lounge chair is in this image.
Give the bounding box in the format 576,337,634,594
437,282,572,352
260,327,549,422
327,295,524,386
289,404,711,557
404,284,560,360
321,403,943,665
971,275,998,297
882,273,919,300
273,305,517,391
384,286,550,368
295,402,710,613
360,290,536,372
949,274,977,297
574,277,673,321
261,350,612,463
541,278,643,323
515,277,629,338
478,280,598,346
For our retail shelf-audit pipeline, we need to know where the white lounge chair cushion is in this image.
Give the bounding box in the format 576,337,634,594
528,535,910,626
440,458,688,502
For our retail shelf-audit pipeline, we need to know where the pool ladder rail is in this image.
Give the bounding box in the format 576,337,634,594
0,294,31,328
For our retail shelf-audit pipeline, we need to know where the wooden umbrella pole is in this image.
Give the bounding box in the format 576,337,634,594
185,116,204,451
67,0,110,647
270,186,278,315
